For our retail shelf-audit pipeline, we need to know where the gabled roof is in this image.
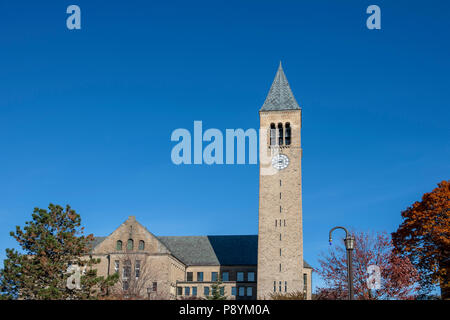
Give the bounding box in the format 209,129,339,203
261,62,300,111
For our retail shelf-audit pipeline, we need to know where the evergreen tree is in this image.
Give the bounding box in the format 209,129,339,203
206,276,227,300
0,204,118,299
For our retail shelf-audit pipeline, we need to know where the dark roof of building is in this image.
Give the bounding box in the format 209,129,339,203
91,235,312,269
157,235,312,269
261,62,300,111
90,236,106,250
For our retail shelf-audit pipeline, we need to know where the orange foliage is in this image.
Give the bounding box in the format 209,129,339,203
392,180,450,299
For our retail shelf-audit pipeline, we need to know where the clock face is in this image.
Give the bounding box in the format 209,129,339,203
272,154,289,170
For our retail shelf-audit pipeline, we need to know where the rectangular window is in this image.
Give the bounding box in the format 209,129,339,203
123,281,129,291
114,260,119,273
285,281,287,292
184,287,190,296
275,220,277,227
186,272,193,282
247,287,253,296
280,180,282,186
280,192,281,199
237,272,244,282
280,206,282,213
231,287,237,296
284,219,286,226
280,248,282,256
273,281,276,292
248,272,255,282
204,286,210,296
239,287,245,296
135,260,141,278
222,272,229,281
279,281,282,292
304,273,308,295
197,272,204,282
211,272,218,282
279,263,282,272
177,287,182,296
152,282,158,292
192,287,197,296
220,287,225,296
123,260,131,280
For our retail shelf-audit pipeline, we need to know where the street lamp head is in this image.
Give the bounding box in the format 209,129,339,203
345,236,355,250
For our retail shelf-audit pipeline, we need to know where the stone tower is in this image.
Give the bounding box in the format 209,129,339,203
257,63,304,299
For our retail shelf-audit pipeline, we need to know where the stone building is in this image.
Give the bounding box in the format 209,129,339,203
90,63,312,300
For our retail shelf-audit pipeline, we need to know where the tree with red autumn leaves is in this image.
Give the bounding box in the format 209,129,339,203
316,231,419,300
392,180,450,299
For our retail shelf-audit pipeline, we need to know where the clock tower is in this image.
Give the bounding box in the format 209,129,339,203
257,63,304,299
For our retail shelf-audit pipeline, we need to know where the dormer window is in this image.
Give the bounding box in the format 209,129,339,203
116,240,123,251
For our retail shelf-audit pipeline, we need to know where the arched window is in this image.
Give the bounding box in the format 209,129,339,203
139,240,145,251
127,239,134,251
278,123,283,145
285,122,291,145
270,123,276,146
116,240,122,251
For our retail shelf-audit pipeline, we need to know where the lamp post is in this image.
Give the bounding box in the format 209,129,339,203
329,226,355,300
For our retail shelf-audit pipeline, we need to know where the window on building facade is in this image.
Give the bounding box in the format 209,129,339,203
177,287,182,296
192,287,197,296
304,273,308,295
211,272,218,282
280,248,282,256
114,260,119,273
127,239,134,251
237,272,244,282
135,260,141,278
285,281,287,292
279,281,282,292
123,260,131,280
138,240,145,250
270,123,276,145
184,287,190,296
220,287,225,296
231,287,236,296
247,287,252,296
116,240,122,251
204,286,210,296
239,287,245,296
186,272,193,282
278,123,283,145
197,272,203,282
222,272,229,281
285,122,291,145
123,281,129,291
248,272,255,282
152,282,157,292
273,281,276,292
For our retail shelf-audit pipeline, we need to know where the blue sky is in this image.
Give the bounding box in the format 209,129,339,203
0,1,449,291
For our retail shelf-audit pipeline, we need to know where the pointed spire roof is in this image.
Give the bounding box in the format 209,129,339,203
261,62,300,111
